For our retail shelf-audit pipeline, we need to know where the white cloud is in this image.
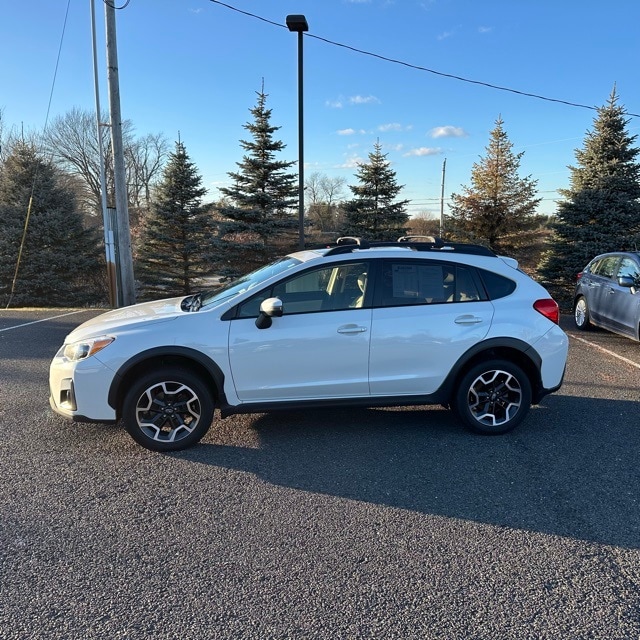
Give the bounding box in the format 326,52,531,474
478,26,492,34
337,128,366,136
338,154,364,169
429,125,468,139
437,30,455,41
403,147,442,157
378,123,402,132
326,98,343,109
349,95,380,105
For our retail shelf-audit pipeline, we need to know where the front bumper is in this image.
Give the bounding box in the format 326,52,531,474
49,355,118,423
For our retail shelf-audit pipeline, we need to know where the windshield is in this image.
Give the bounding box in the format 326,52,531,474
200,257,302,308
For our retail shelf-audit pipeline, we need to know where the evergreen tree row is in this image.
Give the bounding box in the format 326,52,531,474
1,86,639,308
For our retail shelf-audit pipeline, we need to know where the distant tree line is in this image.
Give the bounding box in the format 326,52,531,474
1,87,638,309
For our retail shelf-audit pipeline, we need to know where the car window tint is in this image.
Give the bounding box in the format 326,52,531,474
477,269,516,300
594,256,618,279
236,291,271,318
584,259,600,274
380,262,482,306
617,257,640,281
237,262,369,317
453,266,482,302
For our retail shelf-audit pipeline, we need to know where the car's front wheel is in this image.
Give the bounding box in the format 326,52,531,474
454,360,532,435
574,296,592,330
121,367,214,451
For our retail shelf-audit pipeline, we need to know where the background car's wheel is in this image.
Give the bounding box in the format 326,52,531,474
454,359,532,435
574,296,592,330
121,367,214,452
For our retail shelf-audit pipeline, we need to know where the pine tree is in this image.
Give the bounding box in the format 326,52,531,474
136,141,214,298
341,140,409,241
539,89,640,283
218,85,298,276
447,117,541,252
0,142,103,307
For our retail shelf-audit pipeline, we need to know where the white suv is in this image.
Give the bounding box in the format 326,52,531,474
50,238,568,451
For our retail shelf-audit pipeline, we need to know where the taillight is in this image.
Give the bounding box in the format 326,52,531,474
533,298,559,325
576,271,583,281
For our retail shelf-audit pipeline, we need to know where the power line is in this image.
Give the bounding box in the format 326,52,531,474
208,0,639,119
103,0,132,9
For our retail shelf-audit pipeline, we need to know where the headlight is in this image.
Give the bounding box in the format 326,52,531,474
57,336,115,362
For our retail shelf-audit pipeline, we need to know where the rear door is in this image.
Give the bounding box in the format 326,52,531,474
368,259,494,396
588,255,620,325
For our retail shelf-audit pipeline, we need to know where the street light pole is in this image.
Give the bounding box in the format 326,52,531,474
286,14,308,251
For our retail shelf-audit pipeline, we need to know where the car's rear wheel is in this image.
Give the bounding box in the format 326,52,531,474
122,367,214,451
454,359,532,435
574,296,592,330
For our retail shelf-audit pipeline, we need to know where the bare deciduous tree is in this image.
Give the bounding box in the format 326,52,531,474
305,172,346,233
43,108,168,226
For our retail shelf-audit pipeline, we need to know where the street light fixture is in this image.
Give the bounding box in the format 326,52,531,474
286,14,309,250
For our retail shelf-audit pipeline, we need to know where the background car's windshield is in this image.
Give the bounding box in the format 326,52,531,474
200,257,302,307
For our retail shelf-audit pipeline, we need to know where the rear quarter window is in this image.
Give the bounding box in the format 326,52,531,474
477,269,516,300
593,256,619,279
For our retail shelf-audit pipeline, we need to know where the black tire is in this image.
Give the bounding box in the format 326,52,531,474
454,359,532,435
121,367,214,452
574,296,592,330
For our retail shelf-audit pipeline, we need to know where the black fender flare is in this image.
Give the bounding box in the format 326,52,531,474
438,337,543,400
107,346,227,413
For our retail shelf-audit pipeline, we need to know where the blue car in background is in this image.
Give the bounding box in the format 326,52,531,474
574,251,640,341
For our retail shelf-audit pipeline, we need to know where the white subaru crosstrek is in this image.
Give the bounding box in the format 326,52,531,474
50,237,568,451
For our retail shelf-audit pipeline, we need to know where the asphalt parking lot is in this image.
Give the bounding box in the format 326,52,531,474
1,309,639,639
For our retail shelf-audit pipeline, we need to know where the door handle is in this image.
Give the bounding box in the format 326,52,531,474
454,315,484,325
337,324,368,334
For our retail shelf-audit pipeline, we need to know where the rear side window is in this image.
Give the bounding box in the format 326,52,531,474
378,261,484,306
593,256,619,279
477,269,516,300
584,259,599,274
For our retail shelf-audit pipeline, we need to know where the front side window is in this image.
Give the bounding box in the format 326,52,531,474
617,257,640,282
236,262,369,318
201,257,301,308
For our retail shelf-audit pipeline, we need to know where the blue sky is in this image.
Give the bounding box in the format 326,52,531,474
2,0,639,217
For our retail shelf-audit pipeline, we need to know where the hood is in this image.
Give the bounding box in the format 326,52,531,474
65,297,185,342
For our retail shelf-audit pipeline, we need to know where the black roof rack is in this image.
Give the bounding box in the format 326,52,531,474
323,236,496,257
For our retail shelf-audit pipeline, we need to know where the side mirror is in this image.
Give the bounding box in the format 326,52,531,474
618,276,635,288
255,297,283,329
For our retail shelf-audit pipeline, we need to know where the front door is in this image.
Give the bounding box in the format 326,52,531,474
228,261,372,402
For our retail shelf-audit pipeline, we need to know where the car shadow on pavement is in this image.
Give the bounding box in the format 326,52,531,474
176,395,640,549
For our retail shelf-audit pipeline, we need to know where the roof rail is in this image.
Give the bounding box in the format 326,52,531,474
323,236,496,257
398,235,438,244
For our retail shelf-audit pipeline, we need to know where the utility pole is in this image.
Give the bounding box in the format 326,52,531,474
90,0,116,307
105,0,136,307
440,158,447,238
